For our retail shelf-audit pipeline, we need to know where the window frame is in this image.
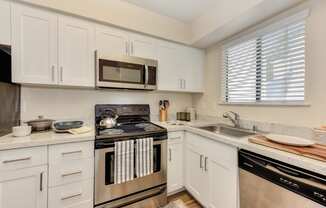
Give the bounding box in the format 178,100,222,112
220,9,310,106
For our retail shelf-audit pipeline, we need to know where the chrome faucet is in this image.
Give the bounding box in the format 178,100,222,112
223,111,240,128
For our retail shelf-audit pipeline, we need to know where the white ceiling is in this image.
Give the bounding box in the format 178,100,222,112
121,0,219,23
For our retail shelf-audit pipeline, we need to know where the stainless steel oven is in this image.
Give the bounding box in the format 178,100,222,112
95,52,157,90
94,134,167,208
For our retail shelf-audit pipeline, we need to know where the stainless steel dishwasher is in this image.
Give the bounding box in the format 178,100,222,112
239,150,326,208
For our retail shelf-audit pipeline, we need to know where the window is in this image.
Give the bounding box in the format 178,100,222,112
221,12,308,105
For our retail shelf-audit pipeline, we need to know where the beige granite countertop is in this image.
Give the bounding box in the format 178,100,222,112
155,121,326,176
0,130,95,151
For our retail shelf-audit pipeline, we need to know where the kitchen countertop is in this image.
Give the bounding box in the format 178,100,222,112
0,121,324,176
0,130,95,150
155,121,326,176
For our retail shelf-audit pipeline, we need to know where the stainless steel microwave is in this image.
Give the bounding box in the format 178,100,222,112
95,51,157,90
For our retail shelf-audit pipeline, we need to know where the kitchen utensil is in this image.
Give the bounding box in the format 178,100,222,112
12,125,32,137
159,109,167,122
163,100,169,110
264,134,315,147
26,116,53,132
68,126,92,135
99,114,119,129
53,121,84,132
249,135,326,162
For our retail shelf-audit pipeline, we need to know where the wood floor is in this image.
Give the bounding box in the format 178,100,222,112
168,191,203,208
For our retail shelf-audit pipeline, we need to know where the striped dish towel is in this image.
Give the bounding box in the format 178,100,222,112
136,138,153,178
114,140,134,184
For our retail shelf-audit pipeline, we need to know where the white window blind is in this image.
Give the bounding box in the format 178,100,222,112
222,13,307,104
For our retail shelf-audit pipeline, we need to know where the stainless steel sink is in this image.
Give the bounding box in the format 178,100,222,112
197,124,256,138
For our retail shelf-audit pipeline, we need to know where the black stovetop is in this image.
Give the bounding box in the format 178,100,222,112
95,104,166,140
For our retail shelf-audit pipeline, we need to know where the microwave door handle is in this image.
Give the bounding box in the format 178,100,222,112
95,50,99,88
145,65,149,88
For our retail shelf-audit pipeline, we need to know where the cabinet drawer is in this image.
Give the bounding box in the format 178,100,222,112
49,141,94,164
49,157,94,187
48,179,93,208
0,146,47,170
168,131,184,144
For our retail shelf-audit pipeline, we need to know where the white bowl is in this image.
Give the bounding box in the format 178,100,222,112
12,126,32,137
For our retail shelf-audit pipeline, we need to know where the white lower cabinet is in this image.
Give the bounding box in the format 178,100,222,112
0,165,47,208
185,132,238,208
0,141,94,208
185,143,208,203
167,131,184,194
48,141,94,208
48,179,93,208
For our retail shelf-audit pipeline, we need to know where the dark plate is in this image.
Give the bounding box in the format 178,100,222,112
53,121,84,131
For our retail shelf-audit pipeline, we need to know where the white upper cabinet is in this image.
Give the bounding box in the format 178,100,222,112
0,165,47,208
182,46,204,92
12,4,95,87
129,33,156,59
0,0,11,45
96,26,129,56
58,16,95,87
156,41,182,91
156,40,204,93
12,4,58,84
11,2,204,92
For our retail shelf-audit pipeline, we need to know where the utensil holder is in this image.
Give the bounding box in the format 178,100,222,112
160,110,168,122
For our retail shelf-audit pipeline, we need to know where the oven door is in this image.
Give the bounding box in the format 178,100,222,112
94,137,167,206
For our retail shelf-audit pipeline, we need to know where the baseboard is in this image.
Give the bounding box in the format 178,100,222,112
167,187,186,196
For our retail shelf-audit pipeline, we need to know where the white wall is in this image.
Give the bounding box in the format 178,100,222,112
21,87,192,123
193,0,326,128
16,0,191,44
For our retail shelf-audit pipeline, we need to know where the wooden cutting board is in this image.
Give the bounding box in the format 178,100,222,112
249,135,326,162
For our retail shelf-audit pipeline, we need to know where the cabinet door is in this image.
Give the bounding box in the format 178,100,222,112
207,144,238,208
96,26,129,56
184,144,207,205
58,16,95,87
183,47,204,92
0,165,47,208
156,41,181,91
11,4,58,84
167,142,183,194
0,0,11,45
130,34,156,59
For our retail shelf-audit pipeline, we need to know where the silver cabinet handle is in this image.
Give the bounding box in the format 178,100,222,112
131,42,134,55
51,65,55,82
169,148,172,162
183,79,186,89
3,157,31,164
200,155,203,169
40,172,44,191
125,41,129,55
61,150,82,156
179,79,183,89
61,193,82,201
60,67,63,82
61,170,82,177
204,157,208,172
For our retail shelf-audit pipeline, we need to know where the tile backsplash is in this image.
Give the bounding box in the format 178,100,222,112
20,86,193,124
